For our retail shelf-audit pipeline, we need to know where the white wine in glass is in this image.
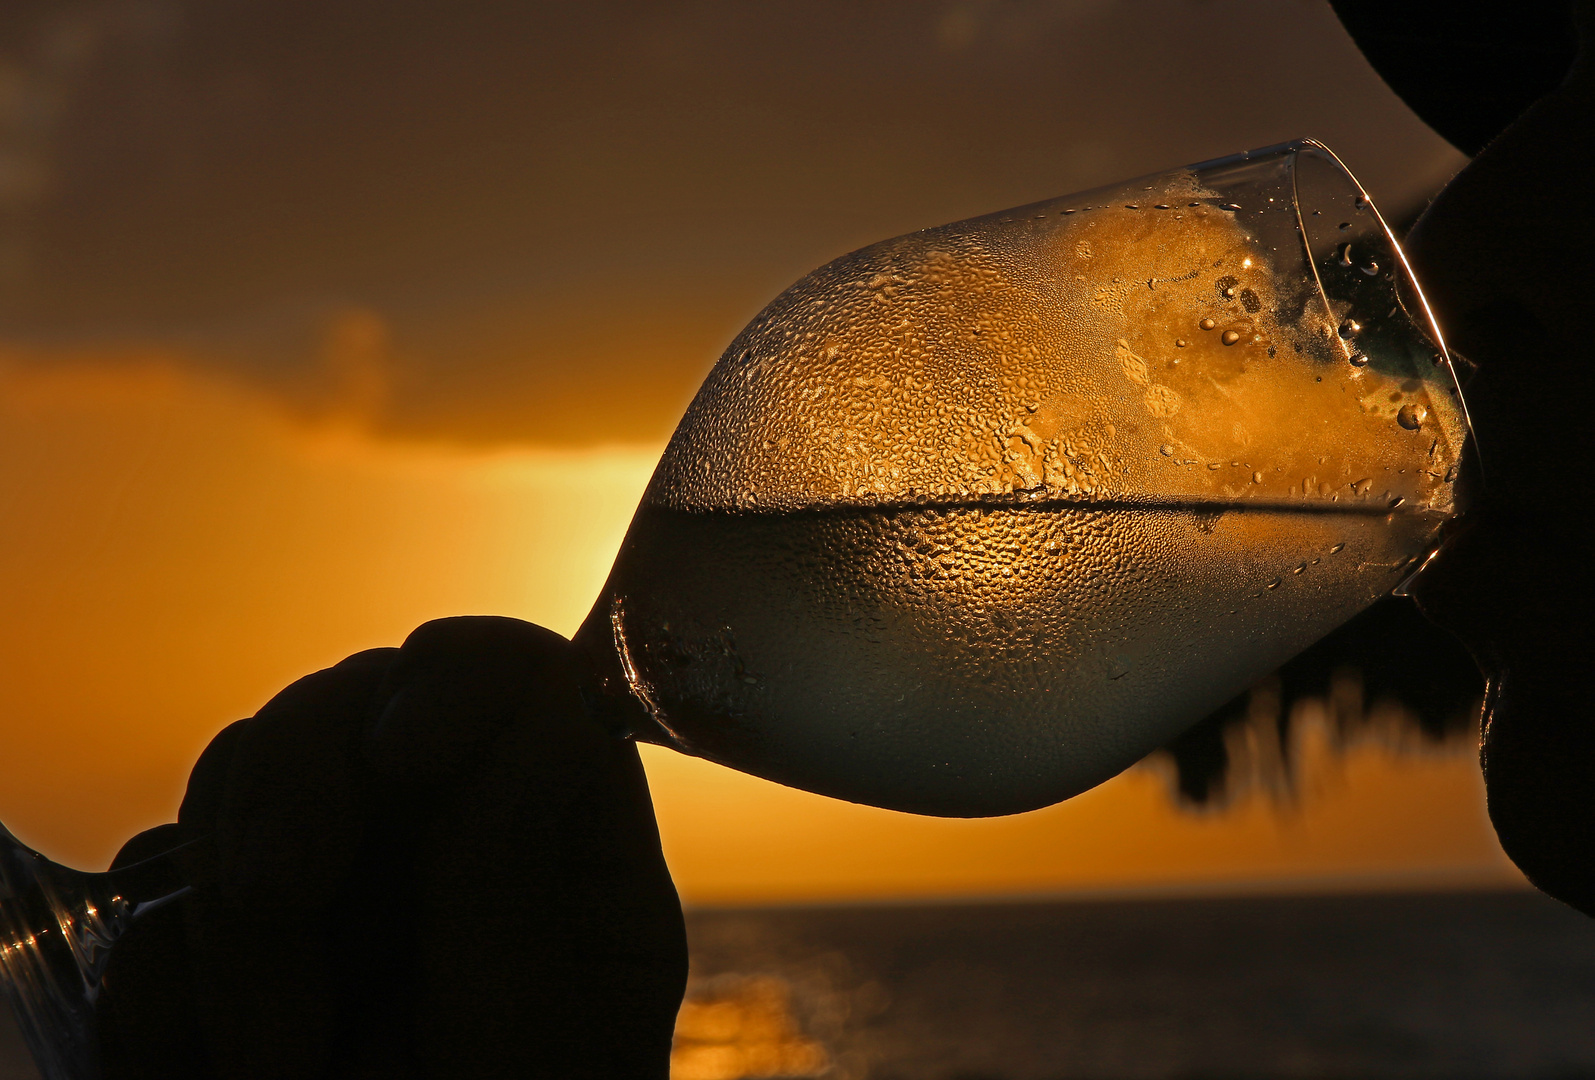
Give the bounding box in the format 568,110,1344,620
572,139,1470,817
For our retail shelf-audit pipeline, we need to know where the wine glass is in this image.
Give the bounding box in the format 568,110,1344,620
1,138,1469,1078
571,138,1471,817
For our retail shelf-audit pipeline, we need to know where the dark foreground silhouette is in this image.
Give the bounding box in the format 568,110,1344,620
96,617,686,1079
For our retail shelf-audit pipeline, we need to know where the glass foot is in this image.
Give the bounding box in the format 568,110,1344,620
0,822,198,1080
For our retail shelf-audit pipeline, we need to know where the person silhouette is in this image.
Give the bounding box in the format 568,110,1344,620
1395,0,1595,916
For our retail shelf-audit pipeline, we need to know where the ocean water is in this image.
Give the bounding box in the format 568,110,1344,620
4,890,1594,1079
676,890,1595,1080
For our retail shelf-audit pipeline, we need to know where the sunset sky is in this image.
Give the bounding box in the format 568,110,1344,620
0,0,1518,903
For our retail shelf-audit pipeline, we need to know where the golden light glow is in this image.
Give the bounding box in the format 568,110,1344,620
0,350,652,865
671,977,829,1080
0,351,1520,901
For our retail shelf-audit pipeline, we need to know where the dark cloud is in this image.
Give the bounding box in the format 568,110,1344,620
0,0,1463,446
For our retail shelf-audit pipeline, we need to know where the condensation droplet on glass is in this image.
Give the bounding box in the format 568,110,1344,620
1330,542,1347,554
1360,260,1380,276
1222,202,1242,211
1396,403,1427,430
1266,578,1282,590
586,141,1476,821
1349,352,1369,367
1221,329,1241,345
1293,563,1307,574
1338,319,1360,339
1338,221,1351,231
1337,243,1355,267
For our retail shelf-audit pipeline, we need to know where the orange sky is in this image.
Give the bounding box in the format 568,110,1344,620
0,354,1521,903
0,2,1520,905
1,0,1464,447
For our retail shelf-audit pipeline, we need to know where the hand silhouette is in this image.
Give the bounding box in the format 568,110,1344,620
93,616,687,1079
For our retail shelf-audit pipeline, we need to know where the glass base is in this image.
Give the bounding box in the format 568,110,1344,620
0,823,130,1080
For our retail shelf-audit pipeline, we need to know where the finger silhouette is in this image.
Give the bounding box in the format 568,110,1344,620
383,619,687,1077
98,620,686,1079
194,648,397,1079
